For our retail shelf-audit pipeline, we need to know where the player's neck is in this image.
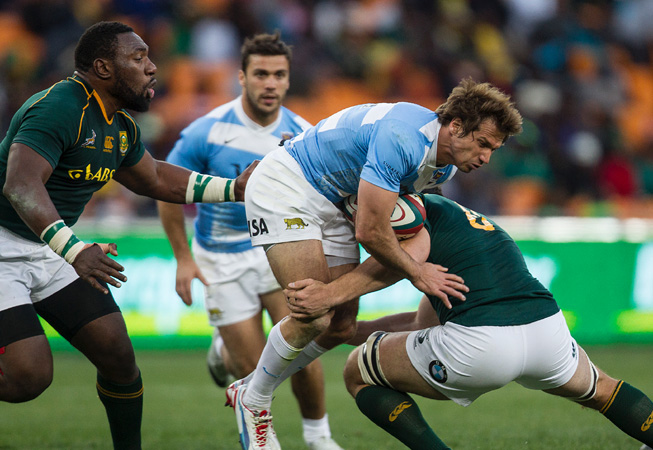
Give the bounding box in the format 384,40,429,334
73,71,121,118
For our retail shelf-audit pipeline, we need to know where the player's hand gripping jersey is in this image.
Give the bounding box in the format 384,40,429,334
285,102,457,202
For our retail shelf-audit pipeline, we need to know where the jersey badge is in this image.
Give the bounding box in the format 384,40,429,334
119,131,128,154
429,360,448,383
82,129,96,148
103,135,114,153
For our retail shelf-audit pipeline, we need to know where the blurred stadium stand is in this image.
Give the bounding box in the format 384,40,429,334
2,0,653,219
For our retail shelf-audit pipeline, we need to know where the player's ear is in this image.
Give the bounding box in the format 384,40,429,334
449,118,462,137
93,58,112,80
238,70,246,88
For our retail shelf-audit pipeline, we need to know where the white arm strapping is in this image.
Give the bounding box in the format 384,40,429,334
40,220,86,264
185,171,236,204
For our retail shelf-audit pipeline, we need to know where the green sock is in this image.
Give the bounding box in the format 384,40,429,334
601,381,653,447
355,385,450,450
97,371,143,450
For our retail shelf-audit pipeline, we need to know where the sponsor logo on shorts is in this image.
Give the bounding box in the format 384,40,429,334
642,410,653,431
571,341,577,360
208,308,223,319
388,401,412,422
248,218,269,237
284,217,309,230
429,360,448,384
413,329,429,349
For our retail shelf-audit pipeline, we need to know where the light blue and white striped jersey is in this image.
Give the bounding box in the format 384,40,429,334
285,102,457,203
167,97,311,253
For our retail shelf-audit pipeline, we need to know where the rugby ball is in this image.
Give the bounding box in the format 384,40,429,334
342,193,426,240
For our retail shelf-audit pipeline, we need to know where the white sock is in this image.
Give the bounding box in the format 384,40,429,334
243,322,303,409
212,329,224,357
302,414,332,444
274,340,328,390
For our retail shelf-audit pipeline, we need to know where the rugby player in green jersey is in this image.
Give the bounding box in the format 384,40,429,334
0,21,254,450
284,194,653,449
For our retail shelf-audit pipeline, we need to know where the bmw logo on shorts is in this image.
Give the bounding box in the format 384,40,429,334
429,360,448,383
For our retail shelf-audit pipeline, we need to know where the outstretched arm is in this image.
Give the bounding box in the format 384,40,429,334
285,229,465,320
114,152,258,203
347,295,440,346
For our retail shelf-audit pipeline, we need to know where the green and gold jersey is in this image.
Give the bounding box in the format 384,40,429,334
422,194,559,327
0,75,146,242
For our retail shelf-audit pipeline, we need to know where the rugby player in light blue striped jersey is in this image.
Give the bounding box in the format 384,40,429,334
228,78,523,449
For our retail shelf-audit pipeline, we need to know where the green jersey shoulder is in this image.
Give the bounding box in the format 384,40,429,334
0,75,146,241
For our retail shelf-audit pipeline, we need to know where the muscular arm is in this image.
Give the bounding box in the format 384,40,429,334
114,151,255,202
3,143,61,236
156,200,207,305
347,295,440,346
355,180,420,281
285,228,466,319
3,143,126,293
355,180,465,307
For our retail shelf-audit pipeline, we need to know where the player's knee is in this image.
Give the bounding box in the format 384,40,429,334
92,335,138,382
343,347,362,397
2,364,53,403
322,315,357,346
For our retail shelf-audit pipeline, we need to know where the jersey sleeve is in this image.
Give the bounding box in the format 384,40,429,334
360,120,423,192
11,98,80,168
165,117,214,172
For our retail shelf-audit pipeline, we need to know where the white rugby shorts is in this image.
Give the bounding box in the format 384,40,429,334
244,148,359,264
0,225,79,311
406,311,578,406
192,240,281,327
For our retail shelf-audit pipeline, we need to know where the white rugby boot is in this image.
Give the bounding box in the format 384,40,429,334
226,380,280,450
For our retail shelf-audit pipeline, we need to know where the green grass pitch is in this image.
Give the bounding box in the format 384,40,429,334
1,344,652,449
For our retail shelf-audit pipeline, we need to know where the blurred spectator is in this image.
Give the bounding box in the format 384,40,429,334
3,0,653,219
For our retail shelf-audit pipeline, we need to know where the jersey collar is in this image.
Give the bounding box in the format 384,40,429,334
70,73,114,125
234,95,283,133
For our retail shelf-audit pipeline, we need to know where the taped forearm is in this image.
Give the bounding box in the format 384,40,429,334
185,172,235,203
40,220,86,264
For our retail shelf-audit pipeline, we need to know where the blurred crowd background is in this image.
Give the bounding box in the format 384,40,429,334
2,0,653,223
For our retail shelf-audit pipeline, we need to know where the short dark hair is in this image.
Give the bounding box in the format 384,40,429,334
435,78,523,142
241,32,292,72
74,21,134,72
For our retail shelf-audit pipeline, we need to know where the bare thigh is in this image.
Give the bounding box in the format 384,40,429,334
544,345,619,410
266,240,333,346
346,332,449,400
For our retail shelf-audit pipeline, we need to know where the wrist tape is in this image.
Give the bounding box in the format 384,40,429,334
185,171,235,204
40,220,86,264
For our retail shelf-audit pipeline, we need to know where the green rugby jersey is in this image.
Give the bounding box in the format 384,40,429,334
0,75,146,242
422,194,559,327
